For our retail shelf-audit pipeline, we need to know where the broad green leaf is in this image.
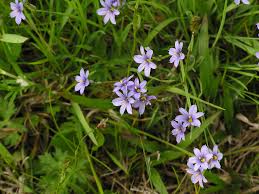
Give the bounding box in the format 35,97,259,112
0,34,28,43
71,102,98,145
149,168,168,194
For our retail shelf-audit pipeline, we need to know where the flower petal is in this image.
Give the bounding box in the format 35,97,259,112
138,103,145,115
103,12,111,24
126,103,132,114
192,119,201,127
193,112,204,119
144,66,151,77
112,98,124,106
193,148,201,156
146,49,153,59
140,46,145,55
97,8,108,15
189,105,197,114
149,62,157,69
137,62,146,72
119,103,126,115
134,55,145,63
10,10,17,18
110,14,116,24
179,107,188,115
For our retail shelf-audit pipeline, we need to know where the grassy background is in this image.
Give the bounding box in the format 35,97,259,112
0,0,259,193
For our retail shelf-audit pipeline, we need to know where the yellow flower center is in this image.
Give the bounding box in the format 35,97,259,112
136,87,141,93
213,155,218,160
110,6,115,11
200,157,205,163
141,96,147,101
188,116,193,123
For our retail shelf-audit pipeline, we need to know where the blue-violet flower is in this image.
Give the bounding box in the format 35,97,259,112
112,90,135,115
188,145,213,171
171,120,186,143
186,163,208,188
113,75,134,93
168,40,185,68
10,0,26,25
129,78,147,99
97,0,120,25
234,0,249,4
208,145,223,169
175,105,204,128
75,68,90,95
133,94,156,115
134,46,157,77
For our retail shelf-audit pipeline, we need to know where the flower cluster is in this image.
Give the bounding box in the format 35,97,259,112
97,0,122,25
171,105,204,143
234,0,250,5
10,0,26,25
133,41,185,77
112,75,156,115
186,145,223,188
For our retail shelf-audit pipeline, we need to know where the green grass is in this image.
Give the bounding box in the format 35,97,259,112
0,0,259,193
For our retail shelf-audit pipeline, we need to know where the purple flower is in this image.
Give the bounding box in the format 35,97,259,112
208,145,223,169
175,105,204,128
257,23,259,30
133,94,156,115
97,0,120,25
186,163,208,188
129,78,147,99
75,68,90,95
188,145,213,171
234,0,249,5
171,120,186,143
256,52,259,65
112,90,135,115
134,46,157,77
113,75,134,93
10,0,26,25
168,40,185,68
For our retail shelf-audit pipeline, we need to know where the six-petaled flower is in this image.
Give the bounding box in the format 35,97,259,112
97,0,120,25
113,75,134,93
10,0,26,25
175,105,204,128
168,40,185,68
75,68,90,95
129,78,147,99
186,163,208,188
133,94,156,115
171,120,186,143
188,145,213,171
134,46,157,77
208,145,223,169
112,90,135,115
